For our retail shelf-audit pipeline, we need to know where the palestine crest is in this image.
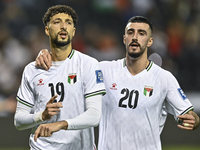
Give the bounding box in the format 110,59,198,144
143,85,153,97
68,73,77,84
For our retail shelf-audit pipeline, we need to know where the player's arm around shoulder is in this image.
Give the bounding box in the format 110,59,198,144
177,110,200,130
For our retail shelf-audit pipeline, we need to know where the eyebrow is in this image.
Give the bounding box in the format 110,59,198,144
53,18,73,22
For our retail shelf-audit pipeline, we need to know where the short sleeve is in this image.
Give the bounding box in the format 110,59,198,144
82,58,106,98
16,66,35,108
163,71,193,120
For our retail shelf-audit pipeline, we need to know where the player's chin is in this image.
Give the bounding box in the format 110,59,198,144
58,38,67,41
128,51,141,58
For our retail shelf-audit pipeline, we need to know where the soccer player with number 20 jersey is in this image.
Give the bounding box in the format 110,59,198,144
98,16,199,150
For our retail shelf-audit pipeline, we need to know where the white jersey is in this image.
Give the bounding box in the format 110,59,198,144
17,49,106,150
98,58,193,150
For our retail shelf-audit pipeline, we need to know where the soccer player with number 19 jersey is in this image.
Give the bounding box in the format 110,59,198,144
14,5,105,150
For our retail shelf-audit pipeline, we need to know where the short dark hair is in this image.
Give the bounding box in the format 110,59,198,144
43,5,78,26
127,16,153,33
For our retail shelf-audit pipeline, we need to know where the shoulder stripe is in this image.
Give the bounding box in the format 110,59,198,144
68,49,75,59
85,89,106,98
16,96,34,108
146,61,153,71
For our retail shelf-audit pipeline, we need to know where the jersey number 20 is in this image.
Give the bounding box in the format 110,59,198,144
118,88,139,109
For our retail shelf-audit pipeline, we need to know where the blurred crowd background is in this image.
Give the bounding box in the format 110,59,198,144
0,0,200,148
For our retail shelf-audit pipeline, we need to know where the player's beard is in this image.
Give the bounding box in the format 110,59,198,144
128,47,145,58
52,33,71,47
127,42,146,58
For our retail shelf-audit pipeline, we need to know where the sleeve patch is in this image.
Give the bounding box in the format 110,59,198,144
95,70,104,83
178,88,187,100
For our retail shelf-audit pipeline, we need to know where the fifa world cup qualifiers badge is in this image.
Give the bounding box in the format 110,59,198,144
95,70,104,83
178,88,187,100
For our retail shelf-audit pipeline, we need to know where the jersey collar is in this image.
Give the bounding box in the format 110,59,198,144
68,49,75,59
123,58,153,71
146,61,153,71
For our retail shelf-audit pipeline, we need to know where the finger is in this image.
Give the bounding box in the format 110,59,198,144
181,120,195,124
183,123,190,127
34,127,41,142
56,102,63,108
42,54,50,70
47,95,58,104
45,127,49,137
46,105,63,113
46,110,60,116
46,107,62,112
47,127,53,137
48,102,63,108
35,57,41,68
40,55,49,71
177,124,193,130
36,54,45,69
41,49,51,69
37,54,49,71
40,126,45,137
46,50,52,68
178,114,195,120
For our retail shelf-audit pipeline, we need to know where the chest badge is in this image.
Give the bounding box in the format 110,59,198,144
68,73,77,84
143,85,153,97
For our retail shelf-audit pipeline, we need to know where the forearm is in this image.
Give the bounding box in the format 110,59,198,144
66,94,102,130
188,111,200,130
14,102,43,130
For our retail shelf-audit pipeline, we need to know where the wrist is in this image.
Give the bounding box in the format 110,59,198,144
60,121,68,130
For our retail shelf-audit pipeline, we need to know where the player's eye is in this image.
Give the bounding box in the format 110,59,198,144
54,21,60,24
66,21,73,25
139,32,145,35
127,31,133,35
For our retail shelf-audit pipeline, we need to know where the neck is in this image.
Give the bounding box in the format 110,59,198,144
51,43,72,61
126,53,149,76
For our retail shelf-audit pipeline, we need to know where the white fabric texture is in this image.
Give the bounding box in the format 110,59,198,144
98,59,193,150
15,49,105,150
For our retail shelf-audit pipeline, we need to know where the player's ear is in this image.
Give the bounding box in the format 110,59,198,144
72,27,76,37
123,35,126,45
45,26,49,36
147,37,153,47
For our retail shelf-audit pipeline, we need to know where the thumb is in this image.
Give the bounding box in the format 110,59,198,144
47,95,58,104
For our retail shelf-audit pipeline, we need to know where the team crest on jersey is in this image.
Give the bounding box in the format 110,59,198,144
178,88,187,100
143,85,153,97
95,70,104,83
68,73,77,84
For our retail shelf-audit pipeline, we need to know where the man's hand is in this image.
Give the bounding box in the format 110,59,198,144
42,95,63,121
36,49,52,70
34,121,68,142
177,111,200,130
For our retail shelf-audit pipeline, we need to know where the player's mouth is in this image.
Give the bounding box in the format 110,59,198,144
59,32,68,39
129,42,140,49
